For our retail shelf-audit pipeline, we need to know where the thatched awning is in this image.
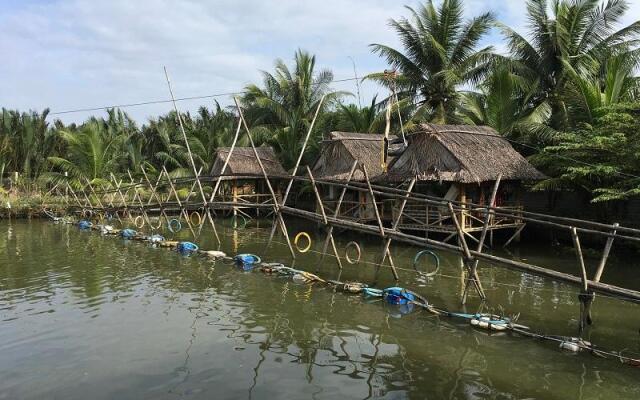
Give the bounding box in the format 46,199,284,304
210,147,288,178
312,131,397,181
384,124,545,184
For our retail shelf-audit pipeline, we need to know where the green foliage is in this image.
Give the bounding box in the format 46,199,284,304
369,0,495,124
241,49,345,169
532,103,640,202
1,0,640,207
498,0,640,130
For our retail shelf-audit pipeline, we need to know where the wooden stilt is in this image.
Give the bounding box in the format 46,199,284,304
571,227,593,333
164,67,220,243
266,95,327,248
209,118,242,204
318,161,358,269
126,171,155,229
380,178,417,280
593,223,618,283
306,166,343,268
162,166,197,237
503,224,526,248
234,97,296,258
140,167,171,228
464,176,502,292
448,202,485,303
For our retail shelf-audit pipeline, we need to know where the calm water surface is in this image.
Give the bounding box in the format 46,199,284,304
0,219,639,399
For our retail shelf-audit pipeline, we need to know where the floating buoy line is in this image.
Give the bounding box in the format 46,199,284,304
48,213,640,370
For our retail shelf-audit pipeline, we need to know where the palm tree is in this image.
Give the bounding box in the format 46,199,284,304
43,119,127,188
564,48,640,123
0,108,54,181
335,96,384,133
500,0,640,130
458,66,555,143
242,49,345,169
369,0,495,124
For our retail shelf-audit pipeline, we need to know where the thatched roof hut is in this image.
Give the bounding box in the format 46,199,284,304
210,147,287,178
385,124,545,183
312,132,399,181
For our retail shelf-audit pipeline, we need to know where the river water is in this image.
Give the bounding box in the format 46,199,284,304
0,219,639,399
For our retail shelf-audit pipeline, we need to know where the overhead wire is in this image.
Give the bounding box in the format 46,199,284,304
48,76,365,116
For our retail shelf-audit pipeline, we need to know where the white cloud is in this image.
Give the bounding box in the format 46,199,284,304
1,0,639,123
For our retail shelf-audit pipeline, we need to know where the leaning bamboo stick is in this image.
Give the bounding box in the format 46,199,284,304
317,161,359,269
593,223,618,283
234,97,295,258
163,67,220,243
306,166,343,268
379,178,416,280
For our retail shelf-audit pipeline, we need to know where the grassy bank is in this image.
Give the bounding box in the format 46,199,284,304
0,189,67,219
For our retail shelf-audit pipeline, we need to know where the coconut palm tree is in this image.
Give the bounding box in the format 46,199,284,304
499,0,640,130
335,96,384,133
242,49,345,169
43,118,127,188
564,48,640,123
369,0,495,124
458,66,555,144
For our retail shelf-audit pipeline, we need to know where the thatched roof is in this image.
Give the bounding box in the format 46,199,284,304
312,132,395,181
384,124,545,184
210,146,287,177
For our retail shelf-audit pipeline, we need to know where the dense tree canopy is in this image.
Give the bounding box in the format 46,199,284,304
1,0,640,203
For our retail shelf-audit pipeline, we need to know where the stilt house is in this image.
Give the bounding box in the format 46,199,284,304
311,132,398,222
384,124,545,242
210,146,287,217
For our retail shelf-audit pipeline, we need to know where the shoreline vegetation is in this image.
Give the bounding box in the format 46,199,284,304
2,0,640,218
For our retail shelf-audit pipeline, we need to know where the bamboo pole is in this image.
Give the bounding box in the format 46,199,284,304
306,166,343,267
571,227,593,332
593,223,618,283
448,202,485,301
208,118,242,203
267,95,327,247
280,204,640,301
317,161,358,269
126,170,155,229
465,176,502,297
361,165,385,237
379,178,416,280
162,166,197,237
163,67,220,243
503,224,527,248
234,97,296,258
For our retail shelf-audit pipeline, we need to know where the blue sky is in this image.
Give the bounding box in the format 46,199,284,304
1,0,639,124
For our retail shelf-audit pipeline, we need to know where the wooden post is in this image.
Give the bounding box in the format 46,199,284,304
161,166,197,237
306,166,342,267
503,224,526,248
593,223,618,283
126,170,155,230
267,95,327,247
448,202,485,302
459,184,467,231
232,181,238,228
164,67,220,243
379,178,417,281
209,118,242,203
317,161,358,269
234,97,296,258
461,176,502,303
361,165,385,238
571,227,593,333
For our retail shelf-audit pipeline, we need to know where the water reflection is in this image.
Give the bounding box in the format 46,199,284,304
0,220,639,399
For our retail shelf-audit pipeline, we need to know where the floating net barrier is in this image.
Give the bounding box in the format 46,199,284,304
63,217,640,369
